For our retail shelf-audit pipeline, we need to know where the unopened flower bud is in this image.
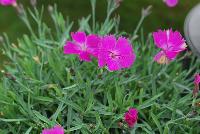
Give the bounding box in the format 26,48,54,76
14,3,25,16
118,122,123,128
142,5,152,18
48,5,54,14
30,0,37,7
115,0,123,7
0,36,4,43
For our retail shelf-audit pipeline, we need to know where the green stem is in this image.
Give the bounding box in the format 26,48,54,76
90,0,96,32
131,15,145,41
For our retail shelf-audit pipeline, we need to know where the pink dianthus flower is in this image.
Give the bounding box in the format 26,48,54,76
194,74,200,85
98,35,136,71
193,74,200,97
64,31,100,62
0,0,16,6
153,29,187,64
124,108,138,128
42,125,64,134
164,0,179,7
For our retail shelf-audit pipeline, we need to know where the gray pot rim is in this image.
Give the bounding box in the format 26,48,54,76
184,3,200,58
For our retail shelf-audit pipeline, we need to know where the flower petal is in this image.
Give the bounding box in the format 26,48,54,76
153,30,168,49
154,51,169,64
165,50,178,60
101,35,117,50
0,0,16,5
165,0,179,7
194,74,200,85
119,54,136,69
71,31,86,44
98,50,109,68
107,58,121,71
86,34,100,57
168,30,186,51
124,108,138,128
86,34,100,48
79,52,91,62
64,41,81,54
42,125,64,134
116,37,134,55
115,37,135,69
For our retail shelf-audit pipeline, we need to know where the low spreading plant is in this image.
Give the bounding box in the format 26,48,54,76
0,0,200,133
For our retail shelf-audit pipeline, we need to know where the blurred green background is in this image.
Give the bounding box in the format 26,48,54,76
0,0,199,69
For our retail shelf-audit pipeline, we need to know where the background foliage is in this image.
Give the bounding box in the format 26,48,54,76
0,0,200,39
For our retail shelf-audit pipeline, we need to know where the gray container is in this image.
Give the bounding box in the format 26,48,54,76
184,4,200,57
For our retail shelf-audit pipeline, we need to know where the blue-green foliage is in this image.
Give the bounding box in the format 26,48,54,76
0,0,200,133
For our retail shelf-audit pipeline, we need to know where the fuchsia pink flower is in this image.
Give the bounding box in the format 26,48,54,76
64,31,100,62
98,35,136,71
193,74,200,97
42,125,64,134
0,0,16,6
153,29,187,64
164,0,179,7
194,74,200,85
124,108,138,128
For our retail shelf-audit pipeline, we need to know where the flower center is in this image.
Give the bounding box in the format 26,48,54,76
158,54,169,64
109,50,120,59
80,43,87,51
